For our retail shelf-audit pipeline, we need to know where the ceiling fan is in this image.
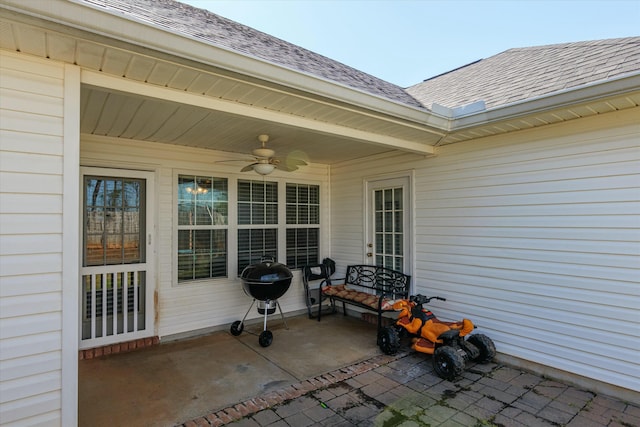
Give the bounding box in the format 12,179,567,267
236,134,307,175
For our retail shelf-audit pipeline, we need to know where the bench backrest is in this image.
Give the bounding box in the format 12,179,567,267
345,265,411,299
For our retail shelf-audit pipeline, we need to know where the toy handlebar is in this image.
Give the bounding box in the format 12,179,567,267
410,294,446,304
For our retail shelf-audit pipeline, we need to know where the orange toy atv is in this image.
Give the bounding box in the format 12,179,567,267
378,294,496,380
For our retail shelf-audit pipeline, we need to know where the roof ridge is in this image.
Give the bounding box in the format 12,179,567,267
502,36,640,53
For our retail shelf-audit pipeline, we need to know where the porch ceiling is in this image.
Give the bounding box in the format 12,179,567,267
79,84,434,166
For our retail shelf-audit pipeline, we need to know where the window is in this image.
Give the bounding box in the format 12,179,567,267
286,183,320,268
237,180,278,274
177,175,228,282
175,175,321,283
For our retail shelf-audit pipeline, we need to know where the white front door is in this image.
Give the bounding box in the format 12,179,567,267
366,175,412,273
79,168,155,349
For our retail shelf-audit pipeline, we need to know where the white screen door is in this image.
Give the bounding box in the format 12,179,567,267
366,176,411,273
80,168,155,349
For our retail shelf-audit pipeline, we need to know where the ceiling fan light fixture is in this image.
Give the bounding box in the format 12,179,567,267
253,163,275,175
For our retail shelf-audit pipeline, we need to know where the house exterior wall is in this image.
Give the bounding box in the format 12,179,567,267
330,108,640,393
80,135,331,339
0,52,78,426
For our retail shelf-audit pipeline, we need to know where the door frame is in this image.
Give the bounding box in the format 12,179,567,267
363,171,414,277
79,167,156,349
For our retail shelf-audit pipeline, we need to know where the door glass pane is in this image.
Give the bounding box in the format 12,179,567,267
373,187,403,271
84,176,145,267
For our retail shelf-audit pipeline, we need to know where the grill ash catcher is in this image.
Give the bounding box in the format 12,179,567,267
230,257,293,347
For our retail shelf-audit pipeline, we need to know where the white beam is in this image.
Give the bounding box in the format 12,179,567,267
62,63,80,427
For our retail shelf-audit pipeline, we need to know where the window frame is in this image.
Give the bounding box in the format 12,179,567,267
173,171,324,287
285,182,321,269
175,174,230,283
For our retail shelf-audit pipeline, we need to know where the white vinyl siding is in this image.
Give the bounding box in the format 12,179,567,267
81,135,330,338
0,52,66,426
331,109,640,393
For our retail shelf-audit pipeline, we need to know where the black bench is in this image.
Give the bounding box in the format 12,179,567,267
318,264,411,333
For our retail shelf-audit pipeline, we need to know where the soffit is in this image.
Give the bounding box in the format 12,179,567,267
440,88,640,145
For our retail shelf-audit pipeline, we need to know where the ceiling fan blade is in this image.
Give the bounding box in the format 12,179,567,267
272,157,307,166
274,163,298,172
215,158,256,164
240,163,258,172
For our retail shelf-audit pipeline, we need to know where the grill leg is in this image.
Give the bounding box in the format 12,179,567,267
276,300,288,330
240,299,256,327
263,301,269,332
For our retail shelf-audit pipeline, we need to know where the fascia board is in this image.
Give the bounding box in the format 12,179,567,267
450,73,640,130
0,0,445,132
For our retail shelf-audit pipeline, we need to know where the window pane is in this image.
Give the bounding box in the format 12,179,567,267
309,186,319,204
238,203,251,225
384,189,393,210
265,203,278,224
375,190,382,211
265,229,277,248
238,179,277,225
285,183,320,268
298,206,309,224
105,179,123,207
265,182,278,202
286,204,296,224
286,228,319,269
123,180,140,208
177,175,228,283
238,180,251,202
253,181,265,202
309,205,319,224
84,176,145,267
375,212,383,232
395,234,403,255
394,188,403,210
252,203,265,224
238,229,250,252
286,184,297,204
237,228,278,274
384,233,392,253
298,185,308,203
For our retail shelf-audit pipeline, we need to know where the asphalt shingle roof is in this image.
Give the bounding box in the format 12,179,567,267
406,37,640,111
83,0,424,108
82,1,640,113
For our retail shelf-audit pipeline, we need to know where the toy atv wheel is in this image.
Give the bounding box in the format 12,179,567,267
433,346,465,380
230,320,244,336
378,326,400,355
467,334,496,363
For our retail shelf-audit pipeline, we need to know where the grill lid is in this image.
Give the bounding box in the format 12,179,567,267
240,258,293,301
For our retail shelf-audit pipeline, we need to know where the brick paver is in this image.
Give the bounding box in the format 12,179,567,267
177,351,639,426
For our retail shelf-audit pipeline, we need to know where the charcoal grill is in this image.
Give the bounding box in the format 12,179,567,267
229,258,293,347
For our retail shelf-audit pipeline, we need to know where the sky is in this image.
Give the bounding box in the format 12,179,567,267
180,0,639,87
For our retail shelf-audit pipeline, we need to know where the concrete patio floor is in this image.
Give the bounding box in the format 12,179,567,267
79,313,640,427
79,312,382,427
